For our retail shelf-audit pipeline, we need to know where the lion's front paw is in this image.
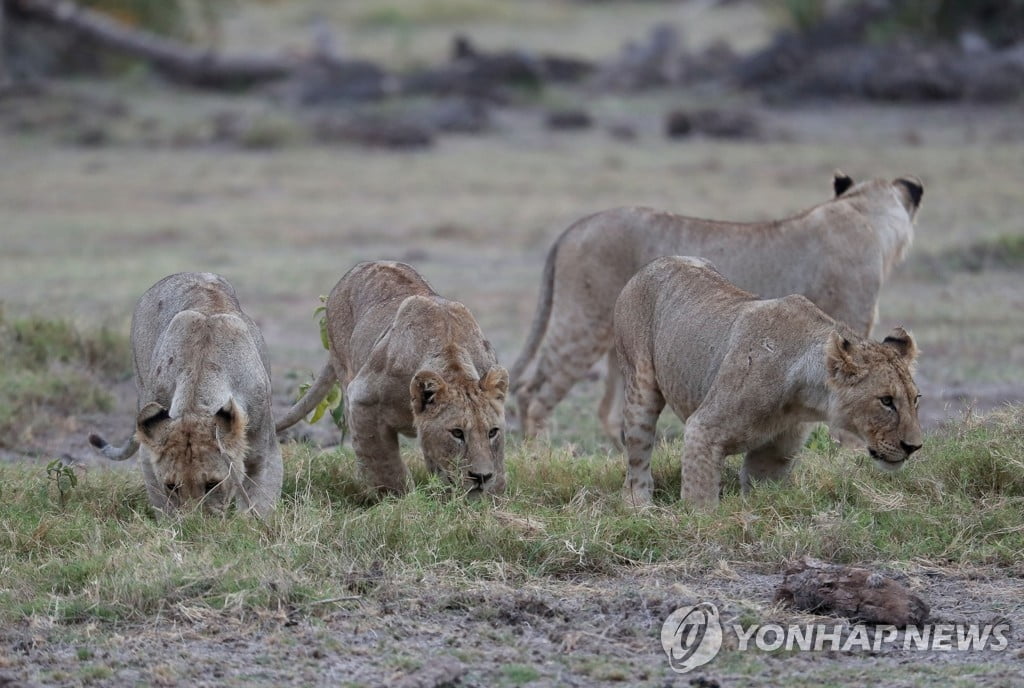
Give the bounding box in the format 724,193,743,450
621,483,654,509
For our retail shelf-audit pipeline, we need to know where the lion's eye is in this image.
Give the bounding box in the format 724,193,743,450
450,429,465,441
165,482,180,493
914,394,922,407
488,427,499,439
879,396,895,409
205,481,219,493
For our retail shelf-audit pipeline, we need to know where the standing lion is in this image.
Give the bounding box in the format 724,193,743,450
276,261,508,497
615,256,923,508
512,172,923,441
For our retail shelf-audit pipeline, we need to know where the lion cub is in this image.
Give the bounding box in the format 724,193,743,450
615,256,922,508
89,272,283,516
276,261,508,497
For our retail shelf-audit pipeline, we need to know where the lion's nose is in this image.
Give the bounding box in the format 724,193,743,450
467,471,493,487
900,441,921,456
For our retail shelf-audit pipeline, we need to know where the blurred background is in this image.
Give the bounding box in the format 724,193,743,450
1,0,1022,459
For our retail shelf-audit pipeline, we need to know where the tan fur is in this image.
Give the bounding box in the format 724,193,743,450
615,256,923,508
89,273,283,516
276,262,508,497
512,173,923,442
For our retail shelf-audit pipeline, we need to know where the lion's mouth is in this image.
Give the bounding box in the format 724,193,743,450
464,484,487,500
868,448,905,465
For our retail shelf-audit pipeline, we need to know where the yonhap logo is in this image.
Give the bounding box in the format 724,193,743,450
661,603,724,673
661,602,1010,674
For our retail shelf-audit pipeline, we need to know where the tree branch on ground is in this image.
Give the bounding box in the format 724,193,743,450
5,0,296,88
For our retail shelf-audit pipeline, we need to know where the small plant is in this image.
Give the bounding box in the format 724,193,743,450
297,297,346,437
313,296,330,351
805,424,840,460
46,459,78,508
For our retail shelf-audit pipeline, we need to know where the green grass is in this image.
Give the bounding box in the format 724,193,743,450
353,0,512,29
0,311,131,448
927,233,1024,274
0,406,1021,625
500,663,541,685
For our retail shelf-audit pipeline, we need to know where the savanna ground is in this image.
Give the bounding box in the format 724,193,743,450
2,1,1024,686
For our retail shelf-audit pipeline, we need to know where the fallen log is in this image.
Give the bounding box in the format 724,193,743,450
6,0,295,88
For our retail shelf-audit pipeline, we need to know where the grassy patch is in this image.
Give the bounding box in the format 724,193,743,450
500,663,541,685
916,233,1024,275
0,310,131,448
353,0,511,29
0,406,1022,625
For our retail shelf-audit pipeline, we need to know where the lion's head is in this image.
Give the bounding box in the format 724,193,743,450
410,354,508,497
136,398,249,513
825,327,923,470
833,170,924,223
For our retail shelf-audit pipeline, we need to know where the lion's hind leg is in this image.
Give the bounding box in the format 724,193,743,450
598,348,626,448
518,321,612,439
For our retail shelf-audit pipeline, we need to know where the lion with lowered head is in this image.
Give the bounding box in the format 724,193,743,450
89,272,283,516
512,172,923,442
276,261,508,497
615,256,922,508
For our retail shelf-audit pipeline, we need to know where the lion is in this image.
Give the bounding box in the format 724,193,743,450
511,172,923,441
275,261,508,497
615,256,923,508
89,272,283,516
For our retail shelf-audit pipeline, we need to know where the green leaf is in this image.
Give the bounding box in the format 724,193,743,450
313,296,329,351
330,398,346,432
318,317,329,351
309,383,342,425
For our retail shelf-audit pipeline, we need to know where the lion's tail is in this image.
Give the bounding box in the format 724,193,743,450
88,432,140,461
275,361,335,434
509,229,564,392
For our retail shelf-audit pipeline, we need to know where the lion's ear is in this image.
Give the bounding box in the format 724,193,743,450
894,176,923,213
833,170,854,197
882,327,918,364
215,398,248,441
480,367,509,402
411,371,448,414
825,330,861,383
137,402,170,440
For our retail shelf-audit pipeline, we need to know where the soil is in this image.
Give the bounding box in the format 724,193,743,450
1,566,1021,686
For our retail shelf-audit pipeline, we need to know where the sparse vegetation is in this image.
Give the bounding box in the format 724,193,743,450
0,311,130,448
353,0,511,29
928,233,1024,274
1,406,1021,625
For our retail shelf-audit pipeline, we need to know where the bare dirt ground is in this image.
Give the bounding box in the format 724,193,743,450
2,566,1022,686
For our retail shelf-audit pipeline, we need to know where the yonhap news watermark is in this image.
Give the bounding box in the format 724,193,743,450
661,603,1011,674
